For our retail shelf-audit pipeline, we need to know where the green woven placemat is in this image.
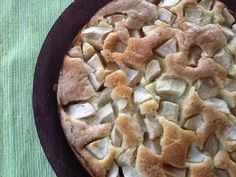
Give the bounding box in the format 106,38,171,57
0,0,72,176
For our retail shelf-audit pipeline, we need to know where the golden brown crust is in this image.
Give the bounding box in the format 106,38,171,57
59,107,111,149
136,146,165,177
115,113,143,148
57,56,95,105
190,156,215,177
101,23,173,70
214,151,236,177
170,0,198,27
183,89,229,147
57,0,236,176
104,70,126,87
60,107,121,177
159,117,196,167
89,0,157,29
105,70,133,102
166,23,227,82
79,146,121,177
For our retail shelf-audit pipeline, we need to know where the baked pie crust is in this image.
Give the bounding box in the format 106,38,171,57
57,0,236,176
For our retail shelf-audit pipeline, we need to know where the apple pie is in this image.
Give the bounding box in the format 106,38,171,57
57,0,236,176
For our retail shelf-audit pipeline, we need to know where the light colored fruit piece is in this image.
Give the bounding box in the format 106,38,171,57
158,101,179,122
203,134,219,157
146,60,161,82
185,6,203,25
81,26,113,49
222,8,235,27
160,0,180,7
206,98,230,114
86,138,109,159
229,65,236,79
89,94,100,111
224,78,236,92
68,45,83,58
143,138,162,155
113,99,128,113
108,163,120,177
145,82,156,95
97,103,115,123
228,124,236,140
185,6,212,25
89,73,104,91
110,126,122,147
155,38,178,57
116,148,136,166
220,26,235,40
158,8,176,25
199,0,214,10
233,24,236,32
194,79,219,99
183,115,203,131
122,165,140,177
144,117,163,139
134,86,153,104
142,25,156,36
228,37,236,56
82,42,96,60
213,47,233,69
187,45,202,67
219,89,236,108
129,30,141,38
187,145,205,163
87,54,104,71
122,66,142,86
68,103,95,119
106,14,125,26
156,74,187,98
98,88,112,107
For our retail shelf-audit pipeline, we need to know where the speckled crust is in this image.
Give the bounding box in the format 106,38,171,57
183,88,229,148
101,23,173,69
214,150,236,177
57,0,236,176
105,70,133,102
159,116,196,167
136,146,165,177
166,23,228,81
115,113,143,148
190,156,215,177
87,0,158,29
57,56,95,105
59,107,121,177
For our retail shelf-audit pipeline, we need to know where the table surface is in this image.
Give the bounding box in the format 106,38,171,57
0,0,72,176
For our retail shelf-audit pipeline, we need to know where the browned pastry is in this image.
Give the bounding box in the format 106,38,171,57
57,0,236,176
101,23,173,70
57,56,95,105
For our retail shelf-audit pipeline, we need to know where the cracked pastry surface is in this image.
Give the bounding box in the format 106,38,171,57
57,0,236,176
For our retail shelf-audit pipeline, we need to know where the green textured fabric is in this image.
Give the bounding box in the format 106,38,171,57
0,0,72,176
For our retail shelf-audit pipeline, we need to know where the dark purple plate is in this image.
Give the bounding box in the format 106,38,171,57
33,0,236,177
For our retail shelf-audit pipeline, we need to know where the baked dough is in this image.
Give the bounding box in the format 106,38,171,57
57,0,236,176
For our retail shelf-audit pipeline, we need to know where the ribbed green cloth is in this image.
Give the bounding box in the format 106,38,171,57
0,0,72,176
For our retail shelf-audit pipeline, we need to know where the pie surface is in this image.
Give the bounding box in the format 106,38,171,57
57,0,236,176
